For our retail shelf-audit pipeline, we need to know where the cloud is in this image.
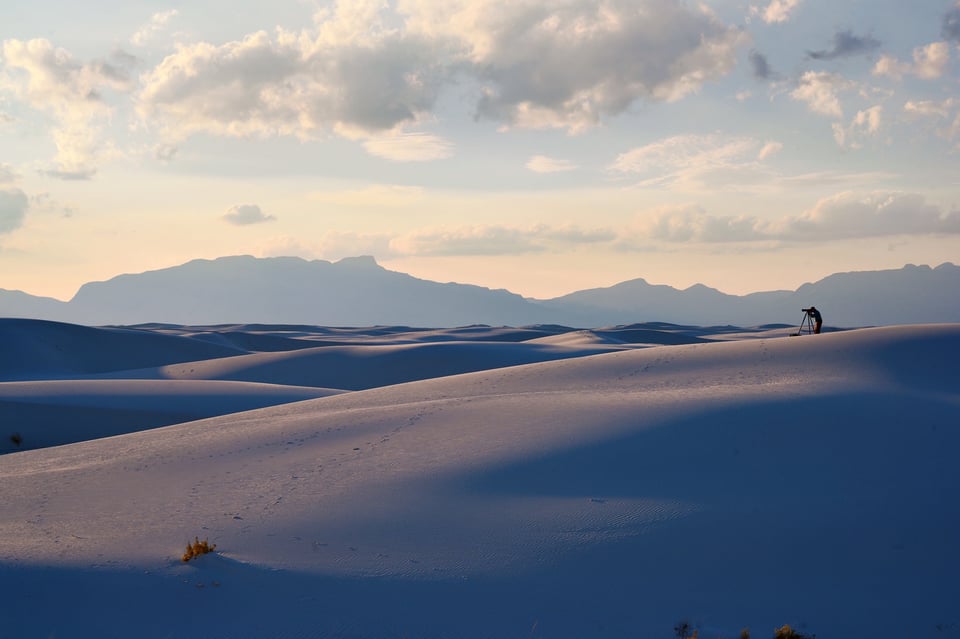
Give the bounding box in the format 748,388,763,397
0,188,29,234
750,0,802,24
757,141,783,160
748,50,775,80
627,192,960,245
790,71,850,118
1,39,135,178
944,3,960,42
0,163,17,183
832,106,883,149
42,167,97,180
414,0,745,131
154,144,178,161
391,226,550,256
873,42,950,80
611,133,780,190
807,30,881,60
390,223,615,256
136,15,450,143
316,230,396,260
526,155,577,173
904,98,959,119
636,204,768,243
258,231,395,261
131,10,179,47
136,0,746,143
904,98,960,145
777,192,960,240
363,132,454,161
912,42,951,78
223,204,276,225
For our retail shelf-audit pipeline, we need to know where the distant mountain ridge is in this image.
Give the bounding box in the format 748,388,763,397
1,256,957,327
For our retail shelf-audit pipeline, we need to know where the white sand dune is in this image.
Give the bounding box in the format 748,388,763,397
100,339,641,390
0,323,957,638
0,379,343,452
0,318,246,381
3,321,637,453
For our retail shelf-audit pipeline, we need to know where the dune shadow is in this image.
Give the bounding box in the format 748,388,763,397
460,391,960,510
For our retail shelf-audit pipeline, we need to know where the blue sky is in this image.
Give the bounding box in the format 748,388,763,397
1,0,958,301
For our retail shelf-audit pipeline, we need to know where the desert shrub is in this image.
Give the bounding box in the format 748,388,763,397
669,623,812,639
773,625,814,639
181,536,216,562
10,433,22,447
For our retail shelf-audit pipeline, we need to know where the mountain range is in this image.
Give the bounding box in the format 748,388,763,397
1,255,957,327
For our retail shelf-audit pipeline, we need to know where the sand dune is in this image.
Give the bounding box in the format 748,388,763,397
1,320,645,452
0,318,245,380
100,339,642,390
0,323,957,638
0,379,343,452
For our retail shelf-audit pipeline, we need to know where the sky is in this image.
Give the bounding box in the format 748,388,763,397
1,0,959,301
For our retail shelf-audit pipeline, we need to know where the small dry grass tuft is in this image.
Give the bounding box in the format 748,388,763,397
181,536,216,562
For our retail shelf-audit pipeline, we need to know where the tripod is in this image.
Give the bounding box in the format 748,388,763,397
793,312,815,336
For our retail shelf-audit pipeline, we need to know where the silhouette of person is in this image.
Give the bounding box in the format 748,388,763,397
807,306,822,334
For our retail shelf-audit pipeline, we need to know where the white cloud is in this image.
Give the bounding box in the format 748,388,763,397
259,230,395,261
872,55,910,81
391,225,550,256
316,230,396,260
0,188,29,234
625,191,960,245
131,10,179,47
390,223,615,256
0,163,17,183
410,0,745,129
526,155,577,173
832,106,883,149
776,192,960,240
363,132,454,161
1,39,134,178
223,204,276,225
635,204,769,243
913,42,951,79
135,0,746,144
904,98,960,146
136,18,450,144
873,42,950,80
790,71,849,118
757,141,783,160
904,98,958,119
259,236,321,260
611,133,779,190
154,144,178,162
750,0,802,24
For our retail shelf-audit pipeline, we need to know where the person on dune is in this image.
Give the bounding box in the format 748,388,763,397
805,306,823,334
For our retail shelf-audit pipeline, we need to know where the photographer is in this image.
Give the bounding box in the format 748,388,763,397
804,306,823,334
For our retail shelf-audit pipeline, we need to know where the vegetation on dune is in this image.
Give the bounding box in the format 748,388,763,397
181,536,216,562
675,621,815,639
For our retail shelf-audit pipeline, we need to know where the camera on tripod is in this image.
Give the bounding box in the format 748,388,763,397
793,306,822,335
